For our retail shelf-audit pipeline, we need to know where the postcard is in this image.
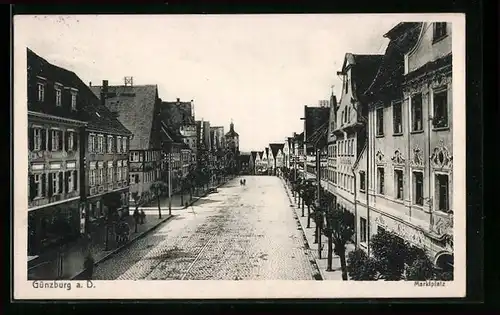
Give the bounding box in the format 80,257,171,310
13,13,466,299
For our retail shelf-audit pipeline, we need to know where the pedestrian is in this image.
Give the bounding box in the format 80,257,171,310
83,251,95,280
140,209,146,224
133,208,140,233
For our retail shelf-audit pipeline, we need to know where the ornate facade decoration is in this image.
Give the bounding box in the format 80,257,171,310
430,140,453,170
391,149,406,166
374,215,387,227
375,150,385,165
410,146,424,169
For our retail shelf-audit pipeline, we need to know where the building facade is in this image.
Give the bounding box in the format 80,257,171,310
355,22,453,270
90,80,163,205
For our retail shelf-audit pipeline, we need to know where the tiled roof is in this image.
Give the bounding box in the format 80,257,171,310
158,101,191,143
269,143,284,158
258,151,264,159
265,147,269,158
28,49,131,136
365,23,422,99
238,154,251,163
304,106,330,144
90,84,158,150
161,100,195,125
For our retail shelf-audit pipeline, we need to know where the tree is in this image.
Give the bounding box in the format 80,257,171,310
371,230,410,280
150,181,168,218
347,249,379,280
102,192,122,251
323,206,355,280
302,182,315,228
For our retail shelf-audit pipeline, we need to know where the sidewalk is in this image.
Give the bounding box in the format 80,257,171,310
28,214,173,281
139,178,235,211
281,179,355,281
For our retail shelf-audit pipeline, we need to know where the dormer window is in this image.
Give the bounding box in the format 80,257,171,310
433,22,447,42
37,83,45,102
71,91,77,110
55,85,62,106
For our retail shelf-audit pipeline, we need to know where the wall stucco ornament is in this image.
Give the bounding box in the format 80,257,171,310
410,146,425,169
430,140,453,170
391,149,406,166
374,215,387,227
375,150,385,165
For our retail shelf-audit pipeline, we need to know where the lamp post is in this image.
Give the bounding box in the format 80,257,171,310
168,145,172,216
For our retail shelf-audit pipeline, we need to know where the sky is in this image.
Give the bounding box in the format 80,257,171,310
16,14,400,152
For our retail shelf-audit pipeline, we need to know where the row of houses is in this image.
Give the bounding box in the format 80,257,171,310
27,48,241,256
282,22,454,272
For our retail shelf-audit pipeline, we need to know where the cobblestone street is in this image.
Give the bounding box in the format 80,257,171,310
92,176,321,280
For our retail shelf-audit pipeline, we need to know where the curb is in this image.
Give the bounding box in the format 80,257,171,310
282,179,323,281
70,214,174,280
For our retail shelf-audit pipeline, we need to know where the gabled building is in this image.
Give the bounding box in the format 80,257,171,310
90,79,163,204
162,98,197,163
326,92,339,192
358,22,453,271
250,151,258,174
255,151,264,174
269,143,285,175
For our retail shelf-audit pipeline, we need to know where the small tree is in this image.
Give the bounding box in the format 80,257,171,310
150,181,168,218
323,206,355,280
371,230,410,280
302,183,315,228
102,192,122,251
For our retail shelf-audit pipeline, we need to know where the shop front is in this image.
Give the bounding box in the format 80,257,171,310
28,199,81,256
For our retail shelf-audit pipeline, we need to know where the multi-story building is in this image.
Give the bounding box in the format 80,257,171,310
303,106,330,180
163,98,197,163
210,126,225,151
90,79,163,204
27,48,88,255
84,82,133,226
356,22,453,271
269,143,285,175
325,92,339,193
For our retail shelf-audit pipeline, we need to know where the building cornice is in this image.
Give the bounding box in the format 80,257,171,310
28,111,87,126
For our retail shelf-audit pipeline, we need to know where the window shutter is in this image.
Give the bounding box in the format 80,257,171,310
48,131,53,151
73,132,78,151
58,172,63,193
64,171,69,192
29,128,34,151
48,173,53,197
29,174,35,201
41,129,46,151
41,173,46,196
58,131,63,151
73,170,78,191
64,132,69,152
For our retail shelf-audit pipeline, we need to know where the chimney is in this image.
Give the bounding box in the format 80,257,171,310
176,98,180,103
89,81,92,87
101,80,109,106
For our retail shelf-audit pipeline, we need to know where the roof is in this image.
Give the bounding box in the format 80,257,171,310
158,101,190,143
238,154,251,163
28,48,131,136
251,151,258,161
90,84,158,149
161,100,195,125
364,23,422,101
307,121,329,149
264,147,269,158
225,122,239,137
258,151,264,159
346,54,385,99
269,143,284,158
304,106,330,144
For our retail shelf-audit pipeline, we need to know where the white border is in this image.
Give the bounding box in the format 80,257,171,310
14,13,466,299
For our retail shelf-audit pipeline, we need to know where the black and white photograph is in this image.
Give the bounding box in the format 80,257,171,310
14,13,466,299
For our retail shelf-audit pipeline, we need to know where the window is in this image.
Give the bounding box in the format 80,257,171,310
411,93,423,131
97,135,104,153
436,174,450,212
37,83,45,102
122,137,127,152
107,136,113,153
376,107,384,136
30,174,42,198
359,171,366,191
433,22,447,41
72,170,77,191
51,130,60,151
122,166,127,181
393,101,403,134
99,167,104,185
117,137,122,153
67,132,74,151
117,166,122,181
89,134,96,152
55,87,62,106
108,166,113,183
90,169,96,186
395,169,404,199
413,171,424,206
377,167,385,194
433,89,448,128
52,172,59,194
67,171,73,192
33,128,41,151
360,217,367,243
71,92,77,110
